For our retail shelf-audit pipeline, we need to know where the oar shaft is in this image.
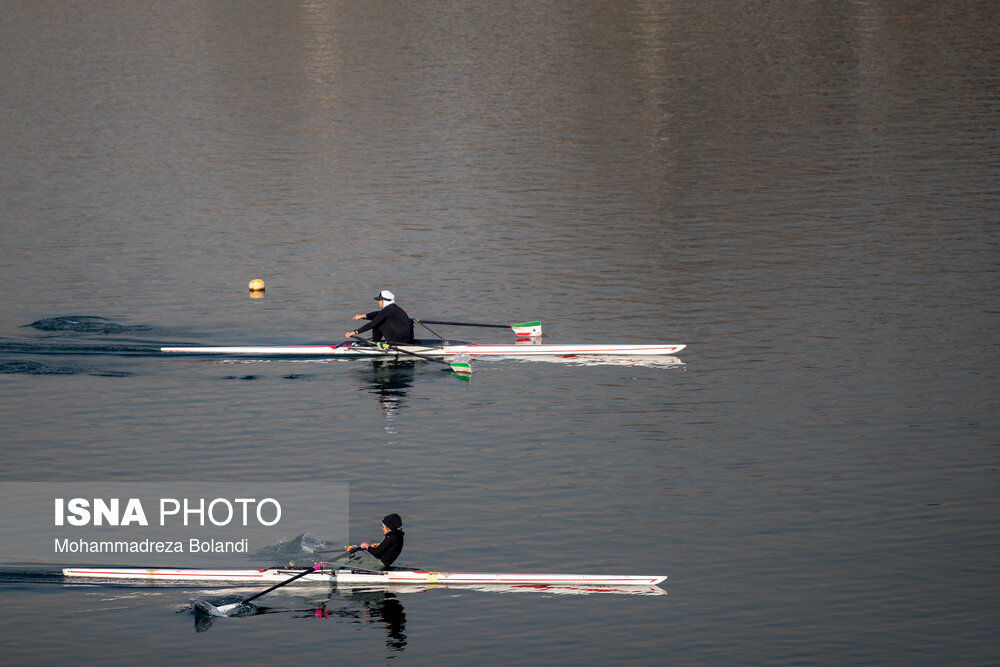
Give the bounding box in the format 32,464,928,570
349,335,449,367
414,319,510,329
239,550,354,604
241,565,319,604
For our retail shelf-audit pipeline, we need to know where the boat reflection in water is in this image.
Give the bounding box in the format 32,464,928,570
307,587,407,651
356,360,416,430
192,587,408,648
193,580,665,636
190,586,408,645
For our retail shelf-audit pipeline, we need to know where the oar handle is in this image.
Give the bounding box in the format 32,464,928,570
314,546,361,555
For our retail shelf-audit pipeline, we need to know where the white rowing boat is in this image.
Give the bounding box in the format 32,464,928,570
62,566,666,588
159,342,685,357
331,582,666,596
196,582,665,597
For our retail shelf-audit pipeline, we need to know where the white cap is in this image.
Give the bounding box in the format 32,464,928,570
374,290,395,302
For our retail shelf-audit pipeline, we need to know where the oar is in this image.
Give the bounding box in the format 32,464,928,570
349,335,471,375
197,551,356,617
192,565,324,617
413,319,541,338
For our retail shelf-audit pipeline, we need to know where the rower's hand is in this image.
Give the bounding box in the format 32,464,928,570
360,541,371,549
352,314,365,321
345,331,356,339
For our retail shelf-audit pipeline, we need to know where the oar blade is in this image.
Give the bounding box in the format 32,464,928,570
511,321,542,338
449,353,472,376
192,599,251,618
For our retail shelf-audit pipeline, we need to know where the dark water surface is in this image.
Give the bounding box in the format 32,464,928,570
1,1,997,663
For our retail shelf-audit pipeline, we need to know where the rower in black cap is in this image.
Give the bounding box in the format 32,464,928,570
346,290,415,344
344,514,405,570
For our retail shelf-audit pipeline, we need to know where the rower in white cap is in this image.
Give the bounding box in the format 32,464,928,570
346,290,415,344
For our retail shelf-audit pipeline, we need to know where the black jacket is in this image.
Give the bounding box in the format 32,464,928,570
355,303,414,344
367,529,405,567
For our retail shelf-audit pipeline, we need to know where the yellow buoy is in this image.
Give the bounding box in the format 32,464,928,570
248,278,266,292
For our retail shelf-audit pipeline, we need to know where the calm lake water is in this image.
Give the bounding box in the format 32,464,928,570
1,1,998,663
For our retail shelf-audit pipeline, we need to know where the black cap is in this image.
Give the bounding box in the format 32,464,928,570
382,513,402,530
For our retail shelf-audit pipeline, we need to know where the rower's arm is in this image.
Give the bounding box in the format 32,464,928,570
354,310,386,336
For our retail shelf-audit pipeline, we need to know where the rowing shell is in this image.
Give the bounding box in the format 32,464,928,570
332,582,666,596
62,567,665,587
159,343,685,357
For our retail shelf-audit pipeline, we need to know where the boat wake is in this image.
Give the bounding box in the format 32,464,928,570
1,315,188,375
0,358,136,376
0,566,65,585
25,316,152,335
